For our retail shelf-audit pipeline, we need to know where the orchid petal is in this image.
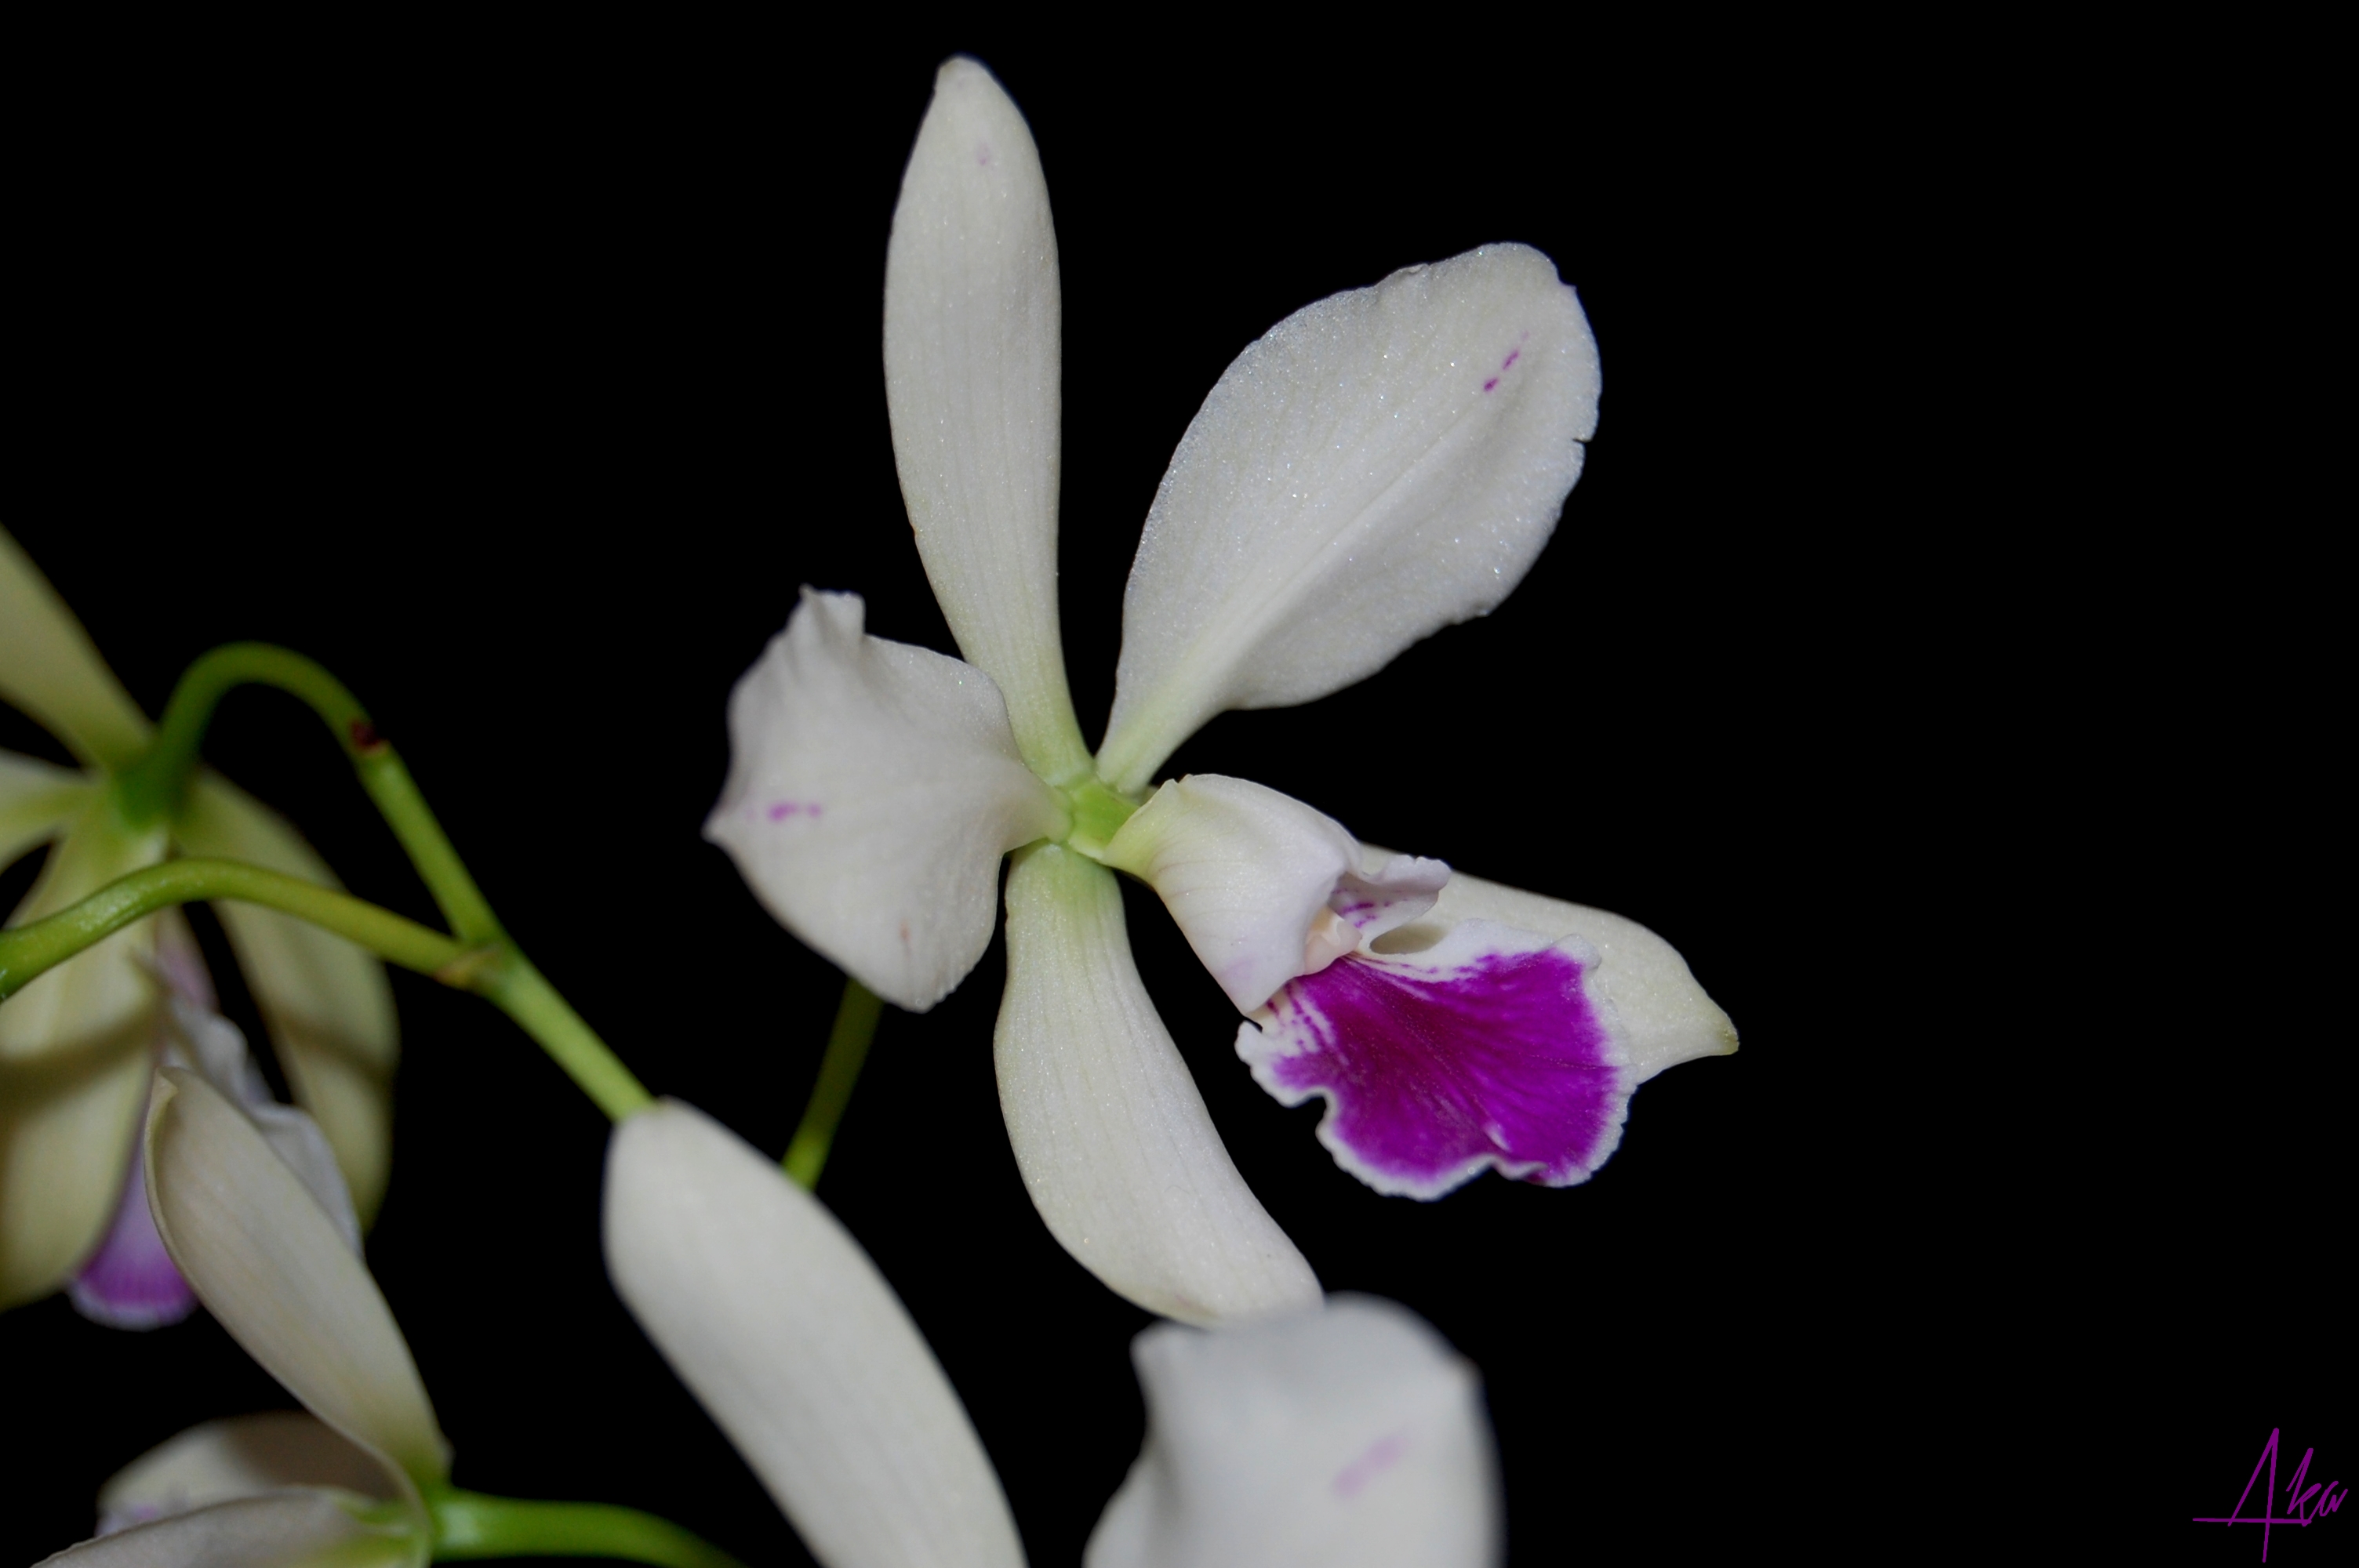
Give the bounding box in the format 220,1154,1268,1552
97,1413,397,1534
884,57,1090,782
174,774,400,1223
707,590,1068,1012
2,749,90,868
2,805,167,1308
0,528,154,771
1238,920,1630,1200
36,1492,405,1568
1096,245,1600,792
1365,861,1737,1083
603,1098,1026,1568
144,1068,450,1488
67,1082,196,1330
1101,775,1447,1014
996,843,1320,1325
1085,1296,1500,1568
167,994,364,1254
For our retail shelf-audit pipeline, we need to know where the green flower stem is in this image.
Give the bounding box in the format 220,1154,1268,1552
426,1485,746,1567
783,976,882,1190
117,641,502,942
474,948,652,1123
0,858,652,1120
0,859,467,1000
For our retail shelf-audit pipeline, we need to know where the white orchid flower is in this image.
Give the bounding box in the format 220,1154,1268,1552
1088,1296,1500,1568
40,1066,441,1566
708,60,1735,1323
604,1097,1026,1567
1,527,396,1325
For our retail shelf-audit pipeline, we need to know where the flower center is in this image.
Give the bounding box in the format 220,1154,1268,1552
1056,775,1140,860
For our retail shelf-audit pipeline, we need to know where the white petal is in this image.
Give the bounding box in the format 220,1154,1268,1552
1365,857,1736,1083
0,528,154,771
603,1099,1025,1568
995,843,1320,1325
173,775,399,1225
705,589,1067,1012
1096,246,1601,792
1101,775,1353,1013
2,804,168,1308
144,1068,450,1488
1085,1296,1500,1568
37,1492,409,1568
2,749,91,869
165,995,363,1254
98,1413,398,1534
883,58,1089,782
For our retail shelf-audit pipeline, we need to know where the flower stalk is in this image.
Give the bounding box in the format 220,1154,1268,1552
782,976,883,1189
426,1484,747,1567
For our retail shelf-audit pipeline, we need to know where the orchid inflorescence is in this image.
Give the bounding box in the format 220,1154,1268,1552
2,56,1734,1568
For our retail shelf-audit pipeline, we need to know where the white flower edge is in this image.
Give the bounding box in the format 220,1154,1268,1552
1,525,153,771
1086,1295,1500,1568
96,1412,398,1534
1365,851,1737,1082
603,1098,1027,1568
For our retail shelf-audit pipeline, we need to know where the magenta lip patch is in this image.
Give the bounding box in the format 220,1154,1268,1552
1238,920,1630,1199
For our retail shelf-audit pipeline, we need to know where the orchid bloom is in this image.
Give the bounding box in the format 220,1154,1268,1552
2,528,397,1326
604,1098,1498,1568
707,60,1736,1323
41,1066,442,1566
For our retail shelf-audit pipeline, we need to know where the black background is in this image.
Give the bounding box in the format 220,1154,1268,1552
6,23,2347,1567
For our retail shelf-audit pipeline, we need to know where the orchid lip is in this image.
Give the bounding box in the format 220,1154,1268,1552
1237,919,1632,1200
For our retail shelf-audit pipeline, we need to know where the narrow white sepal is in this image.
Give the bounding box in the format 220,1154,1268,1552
1085,1295,1501,1568
173,773,400,1225
1366,857,1737,1082
995,844,1321,1325
98,1413,398,1535
144,1069,451,1489
1098,245,1601,792
1101,775,1446,1014
35,1493,398,1568
706,589,1068,1012
603,1099,1026,1568
2,749,90,868
1,804,167,1308
884,57,1089,782
0,527,154,771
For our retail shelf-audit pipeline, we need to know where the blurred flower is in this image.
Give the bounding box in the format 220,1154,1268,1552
2,528,395,1323
1088,1296,1500,1568
39,1066,438,1565
707,60,1733,1324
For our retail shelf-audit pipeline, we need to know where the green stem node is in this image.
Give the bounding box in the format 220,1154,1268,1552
783,977,883,1189
426,1486,747,1567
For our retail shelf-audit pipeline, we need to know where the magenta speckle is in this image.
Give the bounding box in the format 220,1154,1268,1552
765,800,823,822
1481,377,1499,392
976,141,994,165
1332,1432,1408,1498
1501,347,1521,371
1242,934,1628,1197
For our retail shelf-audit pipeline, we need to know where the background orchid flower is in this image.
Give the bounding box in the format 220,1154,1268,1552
709,57,1732,1323
2,528,398,1323
42,1065,444,1565
1087,1296,1499,1568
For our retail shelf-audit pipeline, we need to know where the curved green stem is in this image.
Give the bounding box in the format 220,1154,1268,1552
783,977,882,1189
427,1486,745,1566
0,859,467,1000
116,642,502,942
0,858,650,1118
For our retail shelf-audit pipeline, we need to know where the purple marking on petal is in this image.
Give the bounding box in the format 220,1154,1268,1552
1333,1431,1408,1498
1481,377,1499,392
765,800,824,822
1501,347,1521,371
69,1113,197,1331
1244,927,1628,1198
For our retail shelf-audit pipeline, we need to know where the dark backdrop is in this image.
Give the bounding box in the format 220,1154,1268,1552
7,24,2347,1568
